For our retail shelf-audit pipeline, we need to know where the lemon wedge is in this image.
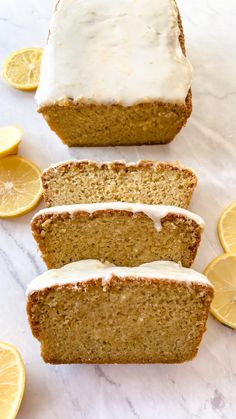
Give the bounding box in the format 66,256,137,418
0,342,25,419
218,202,236,253
0,155,42,218
0,126,22,158
204,253,236,329
2,48,43,91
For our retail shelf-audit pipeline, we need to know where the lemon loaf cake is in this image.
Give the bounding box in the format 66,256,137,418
31,202,204,269
35,0,192,146
42,160,197,208
26,259,214,364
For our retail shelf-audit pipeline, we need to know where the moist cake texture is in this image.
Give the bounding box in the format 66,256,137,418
31,202,204,269
26,260,214,364
42,160,197,208
36,0,192,146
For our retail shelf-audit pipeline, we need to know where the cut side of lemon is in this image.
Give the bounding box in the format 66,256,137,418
2,48,43,91
204,253,236,329
0,342,25,419
0,126,22,158
218,202,236,253
0,155,42,218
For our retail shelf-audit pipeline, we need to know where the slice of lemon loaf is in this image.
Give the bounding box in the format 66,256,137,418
35,0,192,146
31,202,204,269
42,160,197,208
26,259,214,364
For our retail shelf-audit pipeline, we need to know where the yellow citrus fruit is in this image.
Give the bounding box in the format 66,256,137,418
0,342,25,419
0,126,22,158
204,253,236,329
218,202,236,253
2,48,43,91
0,155,42,218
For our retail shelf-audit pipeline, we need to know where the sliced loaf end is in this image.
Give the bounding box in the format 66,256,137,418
42,160,197,208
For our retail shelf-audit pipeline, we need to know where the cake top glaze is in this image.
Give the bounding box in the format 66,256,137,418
36,0,192,107
26,260,213,296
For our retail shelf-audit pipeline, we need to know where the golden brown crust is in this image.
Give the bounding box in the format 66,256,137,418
161,213,202,266
26,277,213,364
42,159,197,177
177,9,192,116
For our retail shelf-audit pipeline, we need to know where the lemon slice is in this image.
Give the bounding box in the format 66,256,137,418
218,202,236,253
2,48,43,91
0,126,22,158
0,155,42,218
0,342,25,419
204,253,236,329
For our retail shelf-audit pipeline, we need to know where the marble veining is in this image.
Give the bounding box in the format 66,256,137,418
0,0,236,418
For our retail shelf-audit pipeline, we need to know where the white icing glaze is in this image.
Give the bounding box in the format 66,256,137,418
35,0,192,107
32,202,205,232
26,259,213,296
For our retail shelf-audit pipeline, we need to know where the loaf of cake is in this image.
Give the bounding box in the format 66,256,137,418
31,202,204,269
35,0,192,146
26,259,214,364
42,160,197,208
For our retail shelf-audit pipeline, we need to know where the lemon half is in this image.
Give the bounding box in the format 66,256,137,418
0,342,25,419
218,202,236,253
204,253,236,329
0,155,42,218
2,48,43,91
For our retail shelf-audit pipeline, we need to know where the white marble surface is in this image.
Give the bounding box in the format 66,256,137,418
0,1,236,418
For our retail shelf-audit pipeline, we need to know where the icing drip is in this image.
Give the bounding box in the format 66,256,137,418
32,202,205,232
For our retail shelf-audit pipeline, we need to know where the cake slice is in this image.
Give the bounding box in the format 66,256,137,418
35,0,192,146
42,160,197,208
26,259,214,364
31,202,204,269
